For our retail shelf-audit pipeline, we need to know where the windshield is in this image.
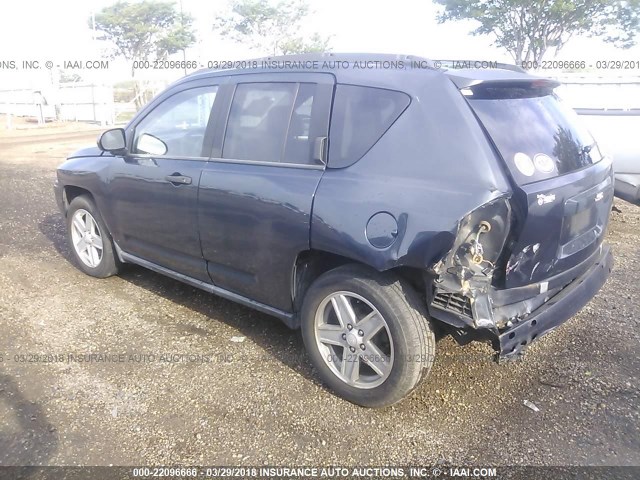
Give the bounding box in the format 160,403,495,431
468,88,602,184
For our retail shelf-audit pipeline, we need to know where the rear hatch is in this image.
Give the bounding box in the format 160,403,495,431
452,73,614,288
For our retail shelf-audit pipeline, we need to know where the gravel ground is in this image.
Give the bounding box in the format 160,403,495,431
0,128,638,467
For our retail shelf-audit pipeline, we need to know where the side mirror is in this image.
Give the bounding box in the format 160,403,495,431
136,133,168,156
98,128,127,154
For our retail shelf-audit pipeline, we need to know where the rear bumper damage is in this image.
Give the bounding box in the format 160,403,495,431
498,244,612,358
429,243,613,359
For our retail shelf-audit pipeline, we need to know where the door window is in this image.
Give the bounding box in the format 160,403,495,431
133,86,218,158
222,82,319,164
283,83,317,164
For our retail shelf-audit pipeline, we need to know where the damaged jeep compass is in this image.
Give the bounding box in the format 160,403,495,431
54,54,614,407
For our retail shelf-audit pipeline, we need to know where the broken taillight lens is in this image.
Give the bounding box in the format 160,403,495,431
431,197,512,329
440,198,511,283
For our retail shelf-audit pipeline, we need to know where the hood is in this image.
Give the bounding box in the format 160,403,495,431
68,145,104,159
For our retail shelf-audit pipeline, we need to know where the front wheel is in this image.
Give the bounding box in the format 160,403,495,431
66,195,120,278
301,265,435,407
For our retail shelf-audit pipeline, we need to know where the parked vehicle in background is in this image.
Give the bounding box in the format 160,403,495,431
54,54,614,407
555,78,640,204
576,110,640,203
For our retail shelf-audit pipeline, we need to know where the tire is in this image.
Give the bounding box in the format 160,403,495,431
66,195,120,278
301,264,435,407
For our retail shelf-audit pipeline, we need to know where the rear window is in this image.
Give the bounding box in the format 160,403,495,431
467,86,602,184
329,85,410,168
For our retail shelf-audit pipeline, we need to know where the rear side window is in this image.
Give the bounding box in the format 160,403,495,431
329,85,410,168
468,87,601,184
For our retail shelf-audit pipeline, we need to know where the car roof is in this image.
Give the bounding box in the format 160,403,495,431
173,52,553,93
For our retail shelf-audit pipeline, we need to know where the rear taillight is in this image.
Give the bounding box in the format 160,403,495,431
431,197,512,329
434,198,511,282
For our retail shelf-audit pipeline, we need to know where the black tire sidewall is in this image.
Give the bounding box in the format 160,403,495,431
66,196,118,278
301,265,434,407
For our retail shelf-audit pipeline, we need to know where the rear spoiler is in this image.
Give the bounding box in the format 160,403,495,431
443,68,561,90
575,108,640,117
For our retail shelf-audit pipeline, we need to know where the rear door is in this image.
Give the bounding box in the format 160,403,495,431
198,73,333,311
465,81,614,288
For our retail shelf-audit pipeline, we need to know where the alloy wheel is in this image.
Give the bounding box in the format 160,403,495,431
314,291,394,389
70,208,104,268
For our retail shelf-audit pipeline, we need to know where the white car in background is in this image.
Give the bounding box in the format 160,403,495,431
577,110,640,203
555,79,640,204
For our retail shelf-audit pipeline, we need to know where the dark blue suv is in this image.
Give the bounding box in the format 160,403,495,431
54,54,614,407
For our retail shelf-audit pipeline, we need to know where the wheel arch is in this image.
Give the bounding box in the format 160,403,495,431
62,185,120,252
62,185,96,214
292,249,428,325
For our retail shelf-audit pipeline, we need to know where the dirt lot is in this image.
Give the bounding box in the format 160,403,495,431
0,127,638,468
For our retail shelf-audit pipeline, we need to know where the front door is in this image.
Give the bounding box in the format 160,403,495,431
106,82,220,281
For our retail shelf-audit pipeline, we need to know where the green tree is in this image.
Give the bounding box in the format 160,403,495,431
215,0,331,56
435,0,640,67
93,0,196,107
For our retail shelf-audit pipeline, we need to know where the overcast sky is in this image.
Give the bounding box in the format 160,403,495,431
1,0,640,88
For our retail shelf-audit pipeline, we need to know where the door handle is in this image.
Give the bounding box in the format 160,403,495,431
165,173,192,185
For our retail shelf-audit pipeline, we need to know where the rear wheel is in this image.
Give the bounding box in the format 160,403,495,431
301,264,435,407
66,195,119,278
